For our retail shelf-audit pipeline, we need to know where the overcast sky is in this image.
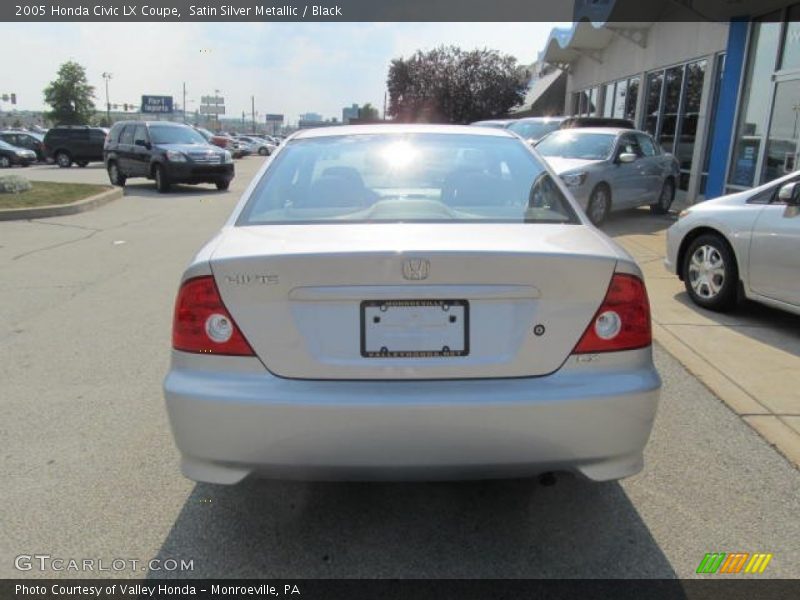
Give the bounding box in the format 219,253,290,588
0,22,568,123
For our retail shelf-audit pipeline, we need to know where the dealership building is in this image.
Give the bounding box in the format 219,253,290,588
540,0,800,204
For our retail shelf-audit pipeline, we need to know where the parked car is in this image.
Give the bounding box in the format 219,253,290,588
470,119,513,129
194,127,245,158
665,172,800,315
535,127,680,225
163,124,660,485
0,131,45,161
0,139,37,167
43,125,107,168
104,121,234,192
234,135,275,156
507,117,566,144
560,117,636,130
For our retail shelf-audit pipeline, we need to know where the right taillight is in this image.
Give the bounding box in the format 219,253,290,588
172,276,254,356
573,272,651,354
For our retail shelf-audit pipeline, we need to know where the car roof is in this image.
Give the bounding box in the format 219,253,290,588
511,117,566,123
292,124,515,139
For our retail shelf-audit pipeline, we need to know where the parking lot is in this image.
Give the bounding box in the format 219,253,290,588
1,157,799,579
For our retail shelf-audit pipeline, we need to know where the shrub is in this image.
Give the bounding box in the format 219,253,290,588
0,175,33,194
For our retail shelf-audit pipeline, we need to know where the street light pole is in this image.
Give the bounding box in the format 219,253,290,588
102,72,112,124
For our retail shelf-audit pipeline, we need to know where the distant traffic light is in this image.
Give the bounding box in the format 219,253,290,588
10,93,16,104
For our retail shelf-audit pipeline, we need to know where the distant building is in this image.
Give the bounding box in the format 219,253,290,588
342,104,360,124
299,112,323,123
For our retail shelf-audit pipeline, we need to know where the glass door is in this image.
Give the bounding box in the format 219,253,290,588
762,77,800,183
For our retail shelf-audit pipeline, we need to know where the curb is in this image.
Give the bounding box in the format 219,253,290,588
0,186,122,221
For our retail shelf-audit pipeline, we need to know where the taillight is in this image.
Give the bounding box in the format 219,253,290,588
172,276,254,356
573,273,651,354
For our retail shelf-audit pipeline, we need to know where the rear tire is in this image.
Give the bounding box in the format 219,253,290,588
258,147,268,156
76,161,89,168
107,161,126,187
586,184,611,226
215,179,230,191
682,233,739,311
56,151,72,168
154,165,170,193
651,178,675,214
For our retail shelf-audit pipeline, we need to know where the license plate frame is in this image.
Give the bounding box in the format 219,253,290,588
360,299,469,358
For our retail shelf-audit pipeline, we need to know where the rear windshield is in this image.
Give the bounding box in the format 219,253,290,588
507,120,562,141
150,126,208,145
237,133,578,225
536,131,616,160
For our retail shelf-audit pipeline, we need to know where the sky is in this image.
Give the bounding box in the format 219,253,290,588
0,22,568,124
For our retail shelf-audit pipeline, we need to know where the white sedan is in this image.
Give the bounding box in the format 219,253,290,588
666,172,800,315
163,124,660,485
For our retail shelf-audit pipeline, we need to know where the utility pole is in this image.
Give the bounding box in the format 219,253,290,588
214,89,221,130
182,82,187,123
251,96,255,133
102,72,112,124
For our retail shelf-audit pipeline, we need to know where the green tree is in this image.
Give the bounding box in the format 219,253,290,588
387,46,527,123
43,61,96,125
358,103,379,120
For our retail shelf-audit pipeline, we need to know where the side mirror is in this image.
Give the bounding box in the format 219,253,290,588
618,152,637,164
135,139,150,149
777,181,800,206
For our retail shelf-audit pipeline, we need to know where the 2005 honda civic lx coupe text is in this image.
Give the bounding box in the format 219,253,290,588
163,124,661,485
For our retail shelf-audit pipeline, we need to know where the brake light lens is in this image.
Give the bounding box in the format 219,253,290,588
573,273,651,353
172,276,254,356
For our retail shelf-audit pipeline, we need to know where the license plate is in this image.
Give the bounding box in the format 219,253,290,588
360,299,469,358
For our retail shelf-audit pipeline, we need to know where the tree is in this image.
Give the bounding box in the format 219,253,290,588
358,103,379,120
387,46,528,124
43,61,96,125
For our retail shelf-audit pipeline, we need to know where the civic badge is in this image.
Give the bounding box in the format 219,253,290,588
402,258,430,280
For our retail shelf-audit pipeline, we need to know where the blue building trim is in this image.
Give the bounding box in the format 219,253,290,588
705,18,750,200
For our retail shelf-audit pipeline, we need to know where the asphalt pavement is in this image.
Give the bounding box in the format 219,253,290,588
1,159,798,579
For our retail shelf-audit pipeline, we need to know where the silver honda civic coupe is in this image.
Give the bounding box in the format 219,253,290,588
163,124,661,485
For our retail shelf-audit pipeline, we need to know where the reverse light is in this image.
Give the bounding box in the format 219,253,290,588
573,273,651,353
172,276,254,356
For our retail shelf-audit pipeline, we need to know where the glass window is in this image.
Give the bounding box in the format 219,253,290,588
728,16,782,187
588,88,598,116
626,77,640,122
603,83,615,117
762,78,800,183
239,133,578,225
675,60,707,190
636,133,658,156
644,71,663,135
659,66,685,154
618,134,644,157
613,79,628,119
149,125,207,145
119,126,134,145
536,131,616,160
133,125,148,145
780,5,800,71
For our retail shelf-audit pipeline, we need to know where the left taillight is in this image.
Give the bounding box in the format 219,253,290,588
172,276,254,356
572,272,652,354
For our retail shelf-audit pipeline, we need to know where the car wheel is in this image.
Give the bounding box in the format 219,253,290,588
154,165,170,193
107,162,126,187
215,178,230,191
651,178,675,214
258,147,268,156
0,156,10,168
682,233,739,311
587,184,611,226
77,161,89,168
56,151,72,168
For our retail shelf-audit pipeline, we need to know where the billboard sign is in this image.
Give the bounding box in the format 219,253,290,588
200,105,226,115
141,95,174,114
265,114,284,122
201,96,225,105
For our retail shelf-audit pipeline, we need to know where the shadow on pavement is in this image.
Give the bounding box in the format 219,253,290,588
603,208,677,238
149,475,677,578
122,183,231,197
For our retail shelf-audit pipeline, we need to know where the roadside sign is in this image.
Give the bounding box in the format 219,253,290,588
141,95,174,114
265,114,284,122
200,105,226,115
201,95,225,105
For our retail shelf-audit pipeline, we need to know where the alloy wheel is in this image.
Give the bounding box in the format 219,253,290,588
688,244,725,299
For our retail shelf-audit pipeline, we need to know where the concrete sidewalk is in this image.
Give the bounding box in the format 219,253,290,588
606,208,800,468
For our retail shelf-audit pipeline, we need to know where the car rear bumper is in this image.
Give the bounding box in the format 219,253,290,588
163,349,661,484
